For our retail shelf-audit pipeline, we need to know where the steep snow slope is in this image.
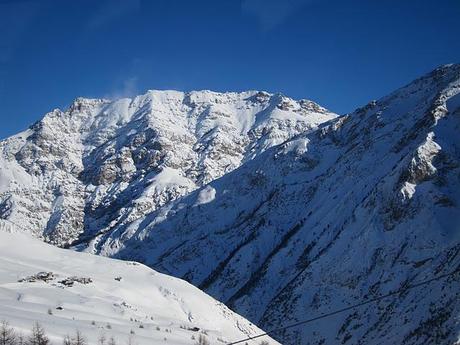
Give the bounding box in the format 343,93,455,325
91,65,460,344
0,230,278,345
0,90,336,246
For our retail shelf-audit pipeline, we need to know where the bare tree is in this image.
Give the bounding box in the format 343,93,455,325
108,336,116,345
196,334,210,345
17,332,26,345
0,321,16,345
28,323,49,345
97,332,106,345
71,330,86,345
63,334,72,345
126,334,135,345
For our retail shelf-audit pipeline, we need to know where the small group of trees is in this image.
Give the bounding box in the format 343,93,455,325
2,320,270,345
1,321,49,345
0,322,96,345
1,321,136,345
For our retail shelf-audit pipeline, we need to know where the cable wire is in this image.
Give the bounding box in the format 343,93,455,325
227,267,460,344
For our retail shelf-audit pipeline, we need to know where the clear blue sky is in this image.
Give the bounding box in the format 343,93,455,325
0,0,459,139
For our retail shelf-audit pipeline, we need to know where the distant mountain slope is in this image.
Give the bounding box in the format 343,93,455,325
0,230,278,345
89,65,460,344
1,65,459,345
0,90,336,246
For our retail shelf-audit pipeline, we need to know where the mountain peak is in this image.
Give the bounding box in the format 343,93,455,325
0,88,337,244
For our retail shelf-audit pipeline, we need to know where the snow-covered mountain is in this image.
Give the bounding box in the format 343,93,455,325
0,90,336,246
0,230,279,345
1,64,460,345
90,65,460,344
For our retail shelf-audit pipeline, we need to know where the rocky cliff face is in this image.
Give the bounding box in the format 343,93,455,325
0,90,335,245
1,65,459,345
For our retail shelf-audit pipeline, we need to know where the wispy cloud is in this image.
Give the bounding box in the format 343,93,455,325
86,0,141,30
241,0,313,31
104,76,139,100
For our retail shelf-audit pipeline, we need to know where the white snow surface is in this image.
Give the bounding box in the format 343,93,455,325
1,65,460,345
0,230,278,345
0,90,336,245
92,65,460,344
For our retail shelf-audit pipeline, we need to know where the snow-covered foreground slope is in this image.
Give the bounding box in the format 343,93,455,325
0,230,279,345
0,90,336,247
90,65,460,344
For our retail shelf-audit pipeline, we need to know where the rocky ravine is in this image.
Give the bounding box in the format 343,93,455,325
1,65,460,345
